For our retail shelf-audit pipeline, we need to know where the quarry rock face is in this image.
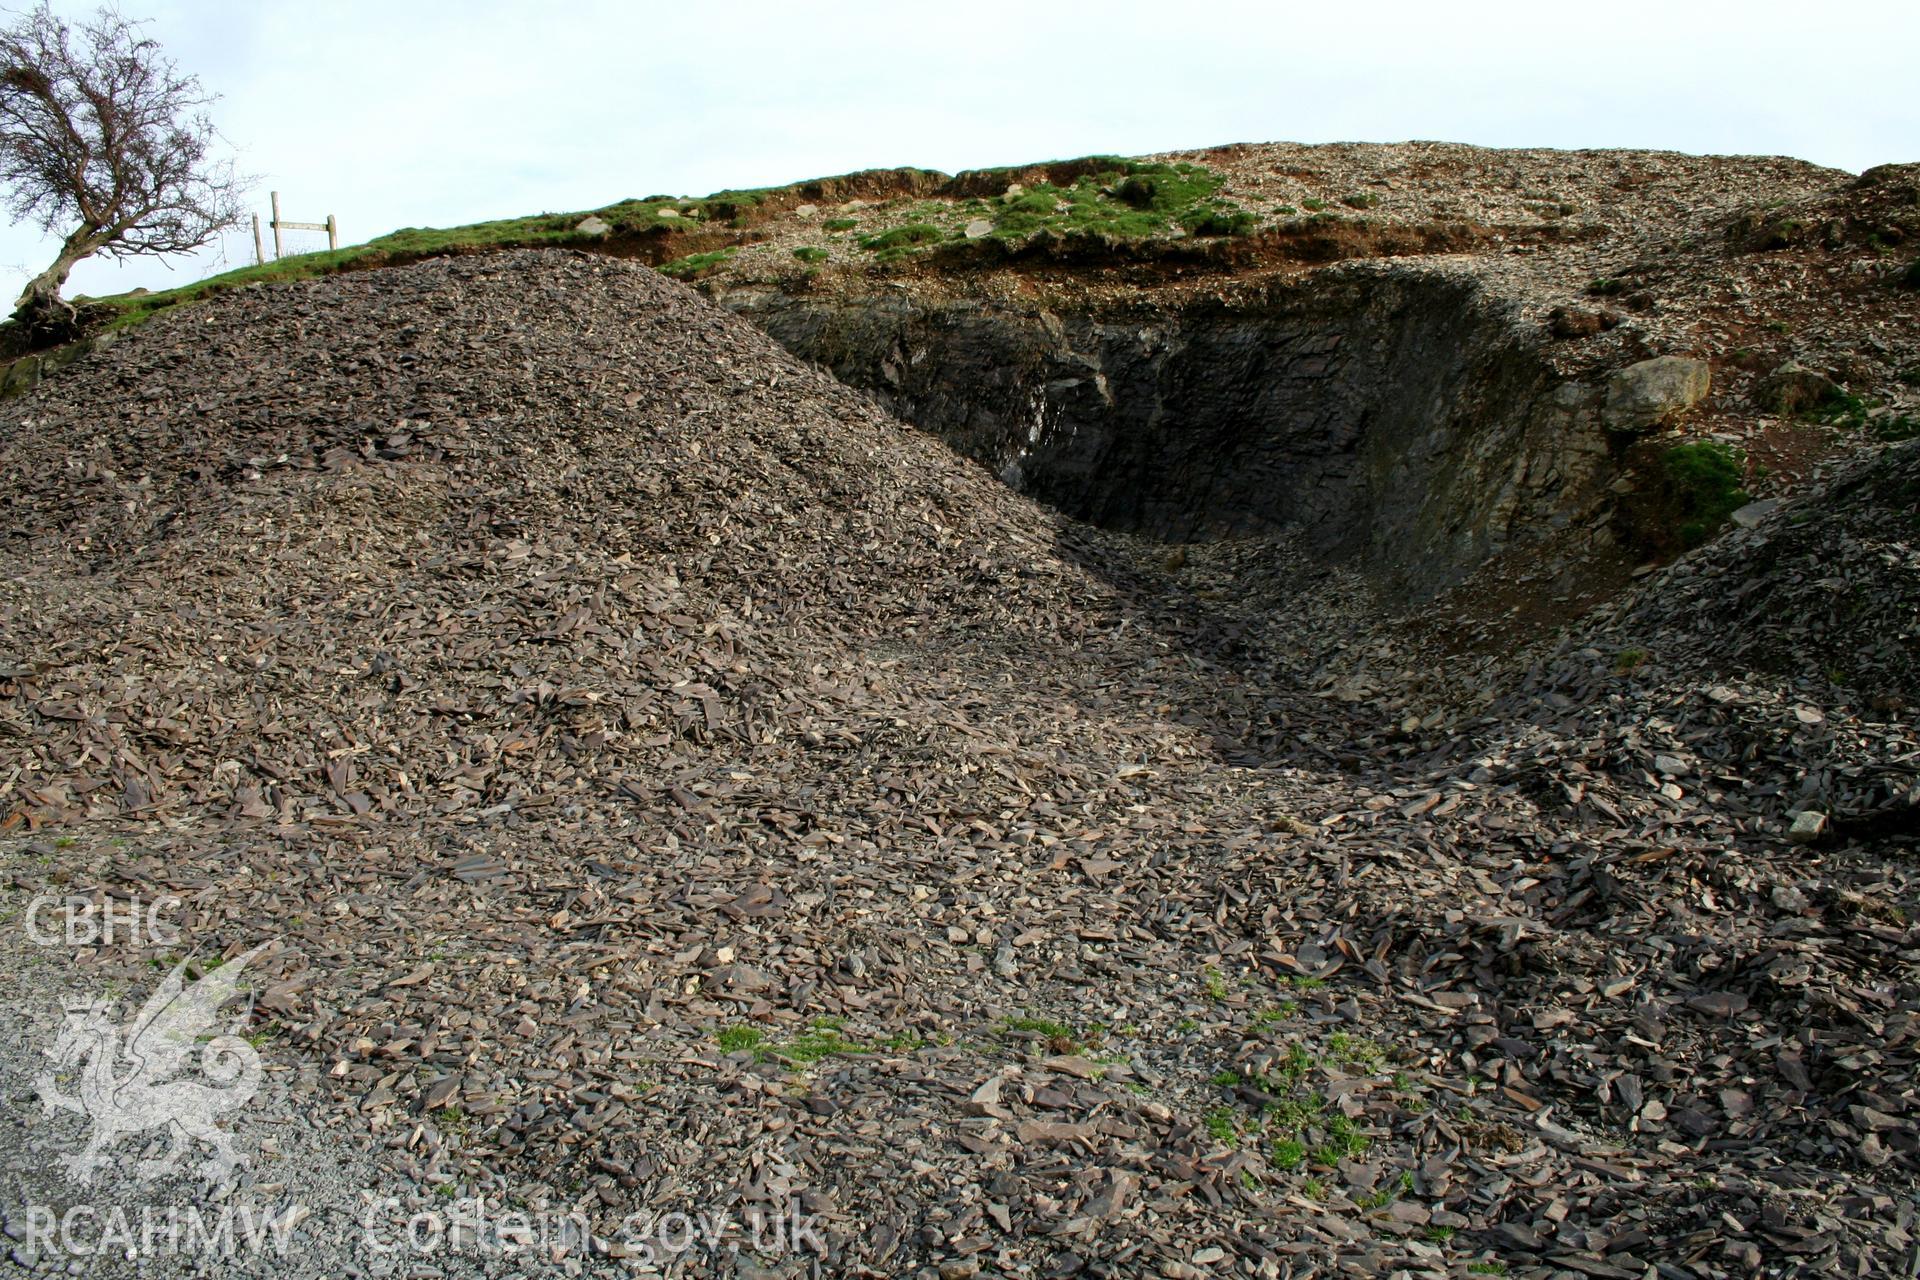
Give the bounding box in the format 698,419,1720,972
728,264,1618,598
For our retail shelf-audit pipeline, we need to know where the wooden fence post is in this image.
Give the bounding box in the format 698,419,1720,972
252,214,266,266
264,194,338,260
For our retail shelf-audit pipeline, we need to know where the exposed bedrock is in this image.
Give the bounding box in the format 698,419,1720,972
720,266,1626,598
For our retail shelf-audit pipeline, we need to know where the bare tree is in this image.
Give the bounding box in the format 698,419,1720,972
0,3,242,327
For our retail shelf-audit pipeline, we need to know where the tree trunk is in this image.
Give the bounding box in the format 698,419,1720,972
12,225,104,318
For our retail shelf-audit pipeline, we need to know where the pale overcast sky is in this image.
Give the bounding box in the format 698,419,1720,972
3,0,1916,300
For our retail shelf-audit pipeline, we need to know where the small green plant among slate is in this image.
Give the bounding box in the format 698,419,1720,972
1614,648,1649,673
792,246,829,264
823,217,858,232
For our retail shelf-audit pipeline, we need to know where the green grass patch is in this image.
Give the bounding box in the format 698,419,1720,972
860,223,944,251
1660,441,1749,547
792,246,829,264
1204,1106,1241,1144
775,1021,865,1064
82,179,823,329
658,247,737,278
823,217,858,232
858,222,945,261
986,160,1254,244
1810,389,1920,442
716,1025,764,1053
1869,414,1920,442
1262,1091,1326,1135
714,1018,877,1066
1309,1114,1372,1166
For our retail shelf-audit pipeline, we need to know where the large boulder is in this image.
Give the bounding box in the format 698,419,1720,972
1604,355,1712,431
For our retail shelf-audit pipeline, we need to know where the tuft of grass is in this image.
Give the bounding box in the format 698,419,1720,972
1468,1263,1509,1276
716,1025,764,1053
1587,276,1628,297
1204,1107,1241,1144
776,1021,865,1064
1308,1114,1371,1166
1262,1091,1326,1135
1326,1033,1386,1072
1614,648,1648,673
1203,966,1230,1002
1340,192,1379,209
1250,1003,1298,1028
1000,1015,1097,1053
1661,441,1748,547
791,246,829,264
1271,1138,1306,1169
822,217,858,232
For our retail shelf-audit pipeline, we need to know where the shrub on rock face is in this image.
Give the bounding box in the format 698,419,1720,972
1662,441,1749,548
